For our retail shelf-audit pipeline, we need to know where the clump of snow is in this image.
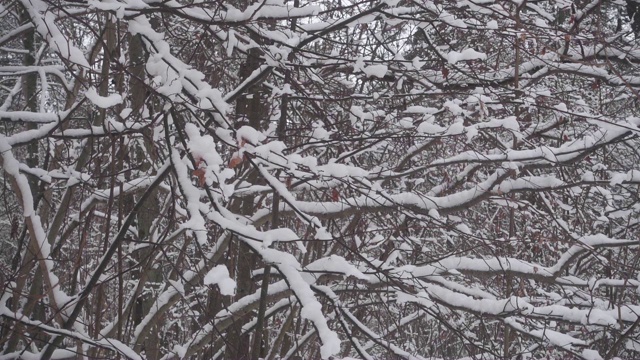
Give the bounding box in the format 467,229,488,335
21,0,90,68
315,227,333,240
120,108,132,118
486,20,498,29
171,345,187,359
362,64,388,78
237,125,266,144
582,349,602,360
184,123,223,166
398,118,414,128
204,265,236,295
311,121,332,140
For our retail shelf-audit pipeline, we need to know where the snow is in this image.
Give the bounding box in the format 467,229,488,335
172,151,209,246
529,328,585,349
171,345,187,359
1,306,139,359
128,15,229,125
0,110,65,123
311,121,332,140
609,169,640,186
417,121,445,134
217,2,320,22
404,105,438,114
444,100,464,115
237,125,266,144
318,162,369,178
97,339,142,360
85,87,123,108
19,0,89,68
582,349,604,360
242,240,342,359
184,123,223,166
626,339,640,352
438,10,467,28
0,137,33,215
447,48,487,64
0,134,77,323
204,265,236,295
362,64,389,78
496,175,565,194
305,255,368,280
132,231,233,348
315,226,333,240
7,0,640,358
0,349,77,360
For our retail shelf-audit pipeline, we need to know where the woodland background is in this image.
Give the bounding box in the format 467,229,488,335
2,0,640,359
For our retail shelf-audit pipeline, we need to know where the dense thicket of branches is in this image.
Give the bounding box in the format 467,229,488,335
2,0,640,359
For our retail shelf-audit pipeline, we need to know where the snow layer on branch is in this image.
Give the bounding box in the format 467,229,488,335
243,240,341,359
172,151,209,245
169,1,320,23
609,169,640,186
88,0,148,17
447,48,487,64
96,339,143,360
6,121,58,146
362,64,389,78
237,125,266,144
0,306,141,358
0,349,77,360
436,122,632,168
581,350,604,360
404,256,554,279
128,15,229,124
19,0,89,68
0,136,34,215
0,110,64,123
531,328,585,348
496,175,565,193
305,255,368,280
318,162,369,178
0,135,75,329
85,87,123,108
